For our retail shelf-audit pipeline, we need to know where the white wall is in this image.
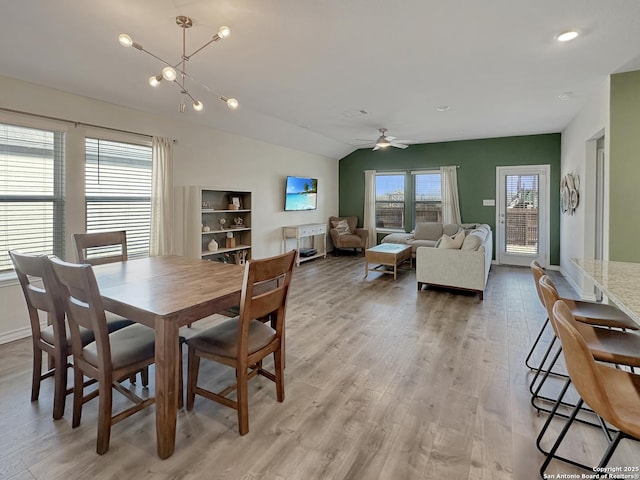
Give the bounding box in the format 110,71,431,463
559,77,610,297
0,75,338,344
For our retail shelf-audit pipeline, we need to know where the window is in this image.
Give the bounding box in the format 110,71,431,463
0,122,65,273
375,174,405,229
85,138,152,259
414,171,442,223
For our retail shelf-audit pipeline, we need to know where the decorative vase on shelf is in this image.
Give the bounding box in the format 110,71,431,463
207,238,218,251
202,224,210,232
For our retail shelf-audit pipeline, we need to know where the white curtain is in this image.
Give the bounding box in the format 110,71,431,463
363,170,377,247
150,137,174,256
440,165,461,224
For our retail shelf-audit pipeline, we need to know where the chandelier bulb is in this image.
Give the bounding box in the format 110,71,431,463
193,100,204,111
118,33,133,47
162,66,177,82
218,26,231,39
226,97,239,109
149,75,162,87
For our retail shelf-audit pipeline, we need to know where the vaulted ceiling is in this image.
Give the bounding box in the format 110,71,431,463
3,0,640,159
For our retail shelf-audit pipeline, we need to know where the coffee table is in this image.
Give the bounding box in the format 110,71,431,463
365,243,412,280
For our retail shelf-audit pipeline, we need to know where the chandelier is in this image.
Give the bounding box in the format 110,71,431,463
118,16,239,113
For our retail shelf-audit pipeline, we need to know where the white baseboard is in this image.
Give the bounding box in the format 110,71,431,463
0,325,32,345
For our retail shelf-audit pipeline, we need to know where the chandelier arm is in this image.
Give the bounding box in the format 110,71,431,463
185,35,222,61
138,47,178,71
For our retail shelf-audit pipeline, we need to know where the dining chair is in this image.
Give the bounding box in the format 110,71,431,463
533,275,640,415
185,249,296,435
47,256,157,454
539,300,640,477
526,260,637,371
72,230,127,266
72,230,152,384
9,250,133,420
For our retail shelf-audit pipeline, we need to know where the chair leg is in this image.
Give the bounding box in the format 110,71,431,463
236,366,249,436
186,347,199,411
72,367,84,428
525,317,550,370
52,350,68,420
31,345,42,402
274,350,284,403
141,366,149,387
536,377,572,454
96,376,113,455
530,340,562,398
539,398,584,478
178,347,184,410
597,431,625,468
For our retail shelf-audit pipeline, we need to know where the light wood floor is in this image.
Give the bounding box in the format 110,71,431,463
1,256,638,479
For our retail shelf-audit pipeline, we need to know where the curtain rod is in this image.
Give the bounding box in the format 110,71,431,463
0,106,176,142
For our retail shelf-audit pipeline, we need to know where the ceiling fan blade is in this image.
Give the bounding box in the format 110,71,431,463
372,145,381,151
390,142,409,149
385,136,397,141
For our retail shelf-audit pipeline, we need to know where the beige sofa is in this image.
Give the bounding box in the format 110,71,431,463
415,224,492,300
380,222,462,257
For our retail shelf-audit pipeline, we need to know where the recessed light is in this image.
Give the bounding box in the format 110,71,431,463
556,30,579,42
436,105,451,112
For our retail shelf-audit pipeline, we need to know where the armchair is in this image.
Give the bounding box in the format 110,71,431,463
329,216,368,255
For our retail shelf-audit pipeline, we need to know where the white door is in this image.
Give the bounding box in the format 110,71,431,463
496,165,550,267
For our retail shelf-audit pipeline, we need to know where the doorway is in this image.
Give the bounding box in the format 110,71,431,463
496,165,550,266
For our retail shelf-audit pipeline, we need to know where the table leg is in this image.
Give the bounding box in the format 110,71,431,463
364,259,369,278
155,318,179,459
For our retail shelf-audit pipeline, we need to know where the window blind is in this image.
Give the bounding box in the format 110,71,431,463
375,174,405,229
414,172,442,223
0,123,65,272
85,138,152,259
505,174,539,254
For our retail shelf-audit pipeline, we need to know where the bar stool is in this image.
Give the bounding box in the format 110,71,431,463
539,300,640,478
526,261,637,372
533,275,640,441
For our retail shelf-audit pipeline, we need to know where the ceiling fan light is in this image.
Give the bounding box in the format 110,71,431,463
376,139,391,148
149,75,162,87
118,33,133,47
218,26,231,39
193,100,204,111
162,66,177,82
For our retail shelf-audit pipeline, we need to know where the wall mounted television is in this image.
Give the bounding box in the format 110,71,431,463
284,176,318,211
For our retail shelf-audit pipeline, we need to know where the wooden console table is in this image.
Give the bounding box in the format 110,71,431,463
282,223,327,266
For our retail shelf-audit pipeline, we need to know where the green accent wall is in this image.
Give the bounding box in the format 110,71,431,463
339,134,561,264
610,70,640,262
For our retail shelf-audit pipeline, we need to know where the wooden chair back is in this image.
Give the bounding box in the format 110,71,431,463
73,230,127,266
551,300,620,428
238,250,296,351
47,257,112,377
9,250,66,346
9,250,69,419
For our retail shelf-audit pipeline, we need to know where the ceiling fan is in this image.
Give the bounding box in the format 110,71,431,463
358,128,411,151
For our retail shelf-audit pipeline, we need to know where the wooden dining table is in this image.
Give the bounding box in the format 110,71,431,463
571,258,640,325
92,255,245,459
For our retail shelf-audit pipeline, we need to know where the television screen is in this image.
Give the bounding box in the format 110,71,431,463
285,176,318,211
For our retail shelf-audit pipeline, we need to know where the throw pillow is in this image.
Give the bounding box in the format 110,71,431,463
437,230,465,249
332,219,351,235
461,234,482,250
